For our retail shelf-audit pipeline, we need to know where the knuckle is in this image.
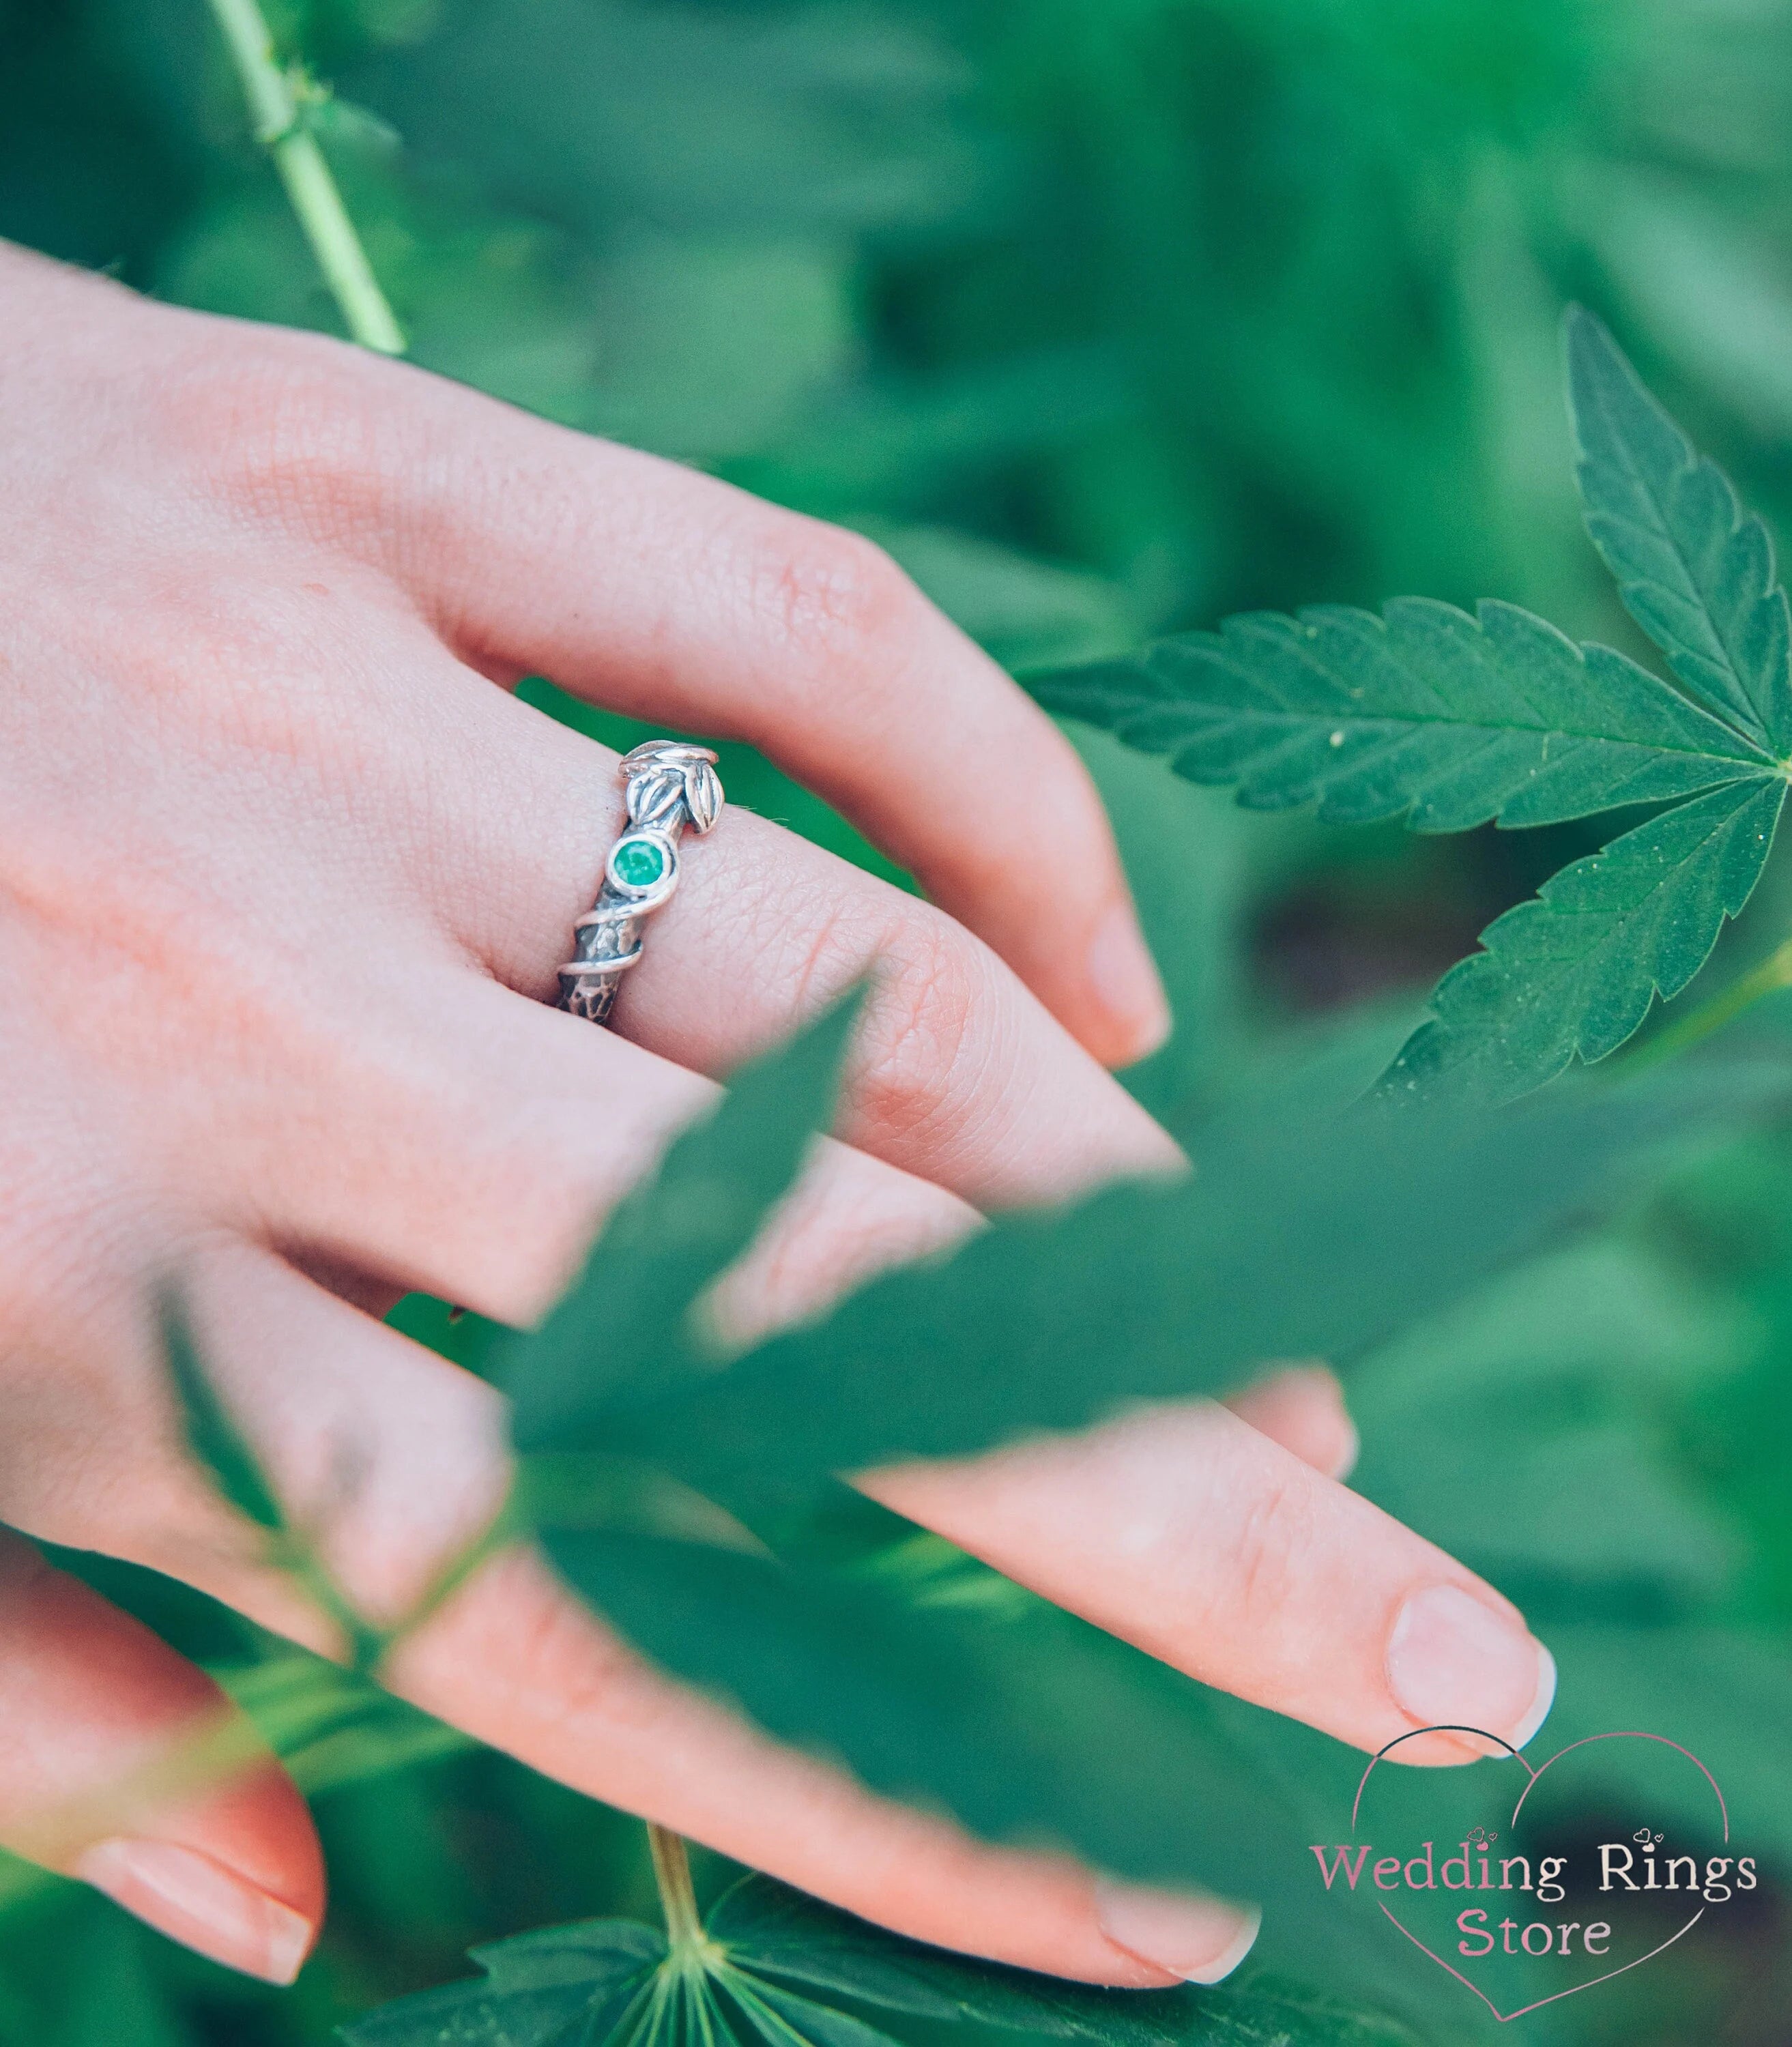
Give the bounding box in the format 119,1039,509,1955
747,521,923,681
694,858,1009,1192
1221,1467,1313,1618
850,908,996,1159
477,1552,674,1740
154,326,409,541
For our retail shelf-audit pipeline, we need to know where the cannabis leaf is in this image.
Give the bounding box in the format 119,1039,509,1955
597,1058,1784,1509
1567,304,1792,752
1031,310,1792,1100
1031,597,1769,832
338,1873,1417,2047
495,1020,1786,1997
1378,776,1787,1097
339,1917,664,2046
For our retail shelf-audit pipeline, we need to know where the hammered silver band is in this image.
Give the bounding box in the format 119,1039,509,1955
558,740,724,1024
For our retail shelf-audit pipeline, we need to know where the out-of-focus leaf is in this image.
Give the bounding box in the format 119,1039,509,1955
1588,171,1792,444
732,351,1128,522
1379,775,1787,1099
1075,729,1260,1127
1032,597,1769,830
1350,1243,1748,1600
59,1913,190,2047
349,0,990,239
159,159,608,425
595,1060,1787,1508
219,1652,469,1797
1567,305,1792,751
1541,1622,1792,1863
540,1530,1317,1912
163,1295,399,1672
582,233,855,461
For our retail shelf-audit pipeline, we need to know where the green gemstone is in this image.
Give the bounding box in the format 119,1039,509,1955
613,837,667,888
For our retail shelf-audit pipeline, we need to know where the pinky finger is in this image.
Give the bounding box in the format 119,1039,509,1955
0,1533,323,1982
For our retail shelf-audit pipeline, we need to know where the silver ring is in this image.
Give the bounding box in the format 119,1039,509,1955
558,740,723,1024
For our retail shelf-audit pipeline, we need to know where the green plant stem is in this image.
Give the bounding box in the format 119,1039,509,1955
203,0,405,354
1632,932,1792,1069
648,1824,706,1954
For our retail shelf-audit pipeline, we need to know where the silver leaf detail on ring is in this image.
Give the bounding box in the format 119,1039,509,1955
622,740,723,836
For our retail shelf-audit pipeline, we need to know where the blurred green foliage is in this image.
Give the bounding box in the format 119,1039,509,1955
5,0,1792,2042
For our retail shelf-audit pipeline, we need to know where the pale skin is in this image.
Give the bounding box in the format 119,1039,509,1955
0,242,1555,1990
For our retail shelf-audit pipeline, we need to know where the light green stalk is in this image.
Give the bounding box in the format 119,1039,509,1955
648,1825,707,1955
203,0,405,354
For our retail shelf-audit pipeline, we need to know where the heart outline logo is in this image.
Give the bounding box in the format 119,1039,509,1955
1348,1726,1729,2023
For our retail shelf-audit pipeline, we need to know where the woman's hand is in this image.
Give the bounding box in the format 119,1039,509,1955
0,245,1553,1989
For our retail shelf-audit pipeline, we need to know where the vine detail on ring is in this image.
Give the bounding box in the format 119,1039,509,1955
557,740,725,1026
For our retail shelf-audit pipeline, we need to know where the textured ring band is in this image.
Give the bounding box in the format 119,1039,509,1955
558,739,724,1025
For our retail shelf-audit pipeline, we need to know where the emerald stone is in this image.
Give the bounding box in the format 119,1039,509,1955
612,836,667,888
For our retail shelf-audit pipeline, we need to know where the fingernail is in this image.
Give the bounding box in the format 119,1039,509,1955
1387,1586,1557,1751
1094,1876,1261,1983
1086,905,1172,1062
76,1838,314,1984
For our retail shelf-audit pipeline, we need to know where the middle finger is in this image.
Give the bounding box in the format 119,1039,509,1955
420,667,1180,1213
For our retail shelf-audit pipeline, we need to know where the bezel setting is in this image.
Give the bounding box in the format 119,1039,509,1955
605,828,680,905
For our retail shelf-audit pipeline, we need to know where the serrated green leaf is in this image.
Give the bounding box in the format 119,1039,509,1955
336,1979,601,2047
159,1290,284,1534
469,1923,669,1994
341,1874,1415,2047
506,990,863,1455
710,1878,1175,2043
1024,321,1792,1116
593,1060,1786,1510
1032,596,1769,830
1380,774,1788,1101
338,1921,665,2046
1567,304,1792,752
